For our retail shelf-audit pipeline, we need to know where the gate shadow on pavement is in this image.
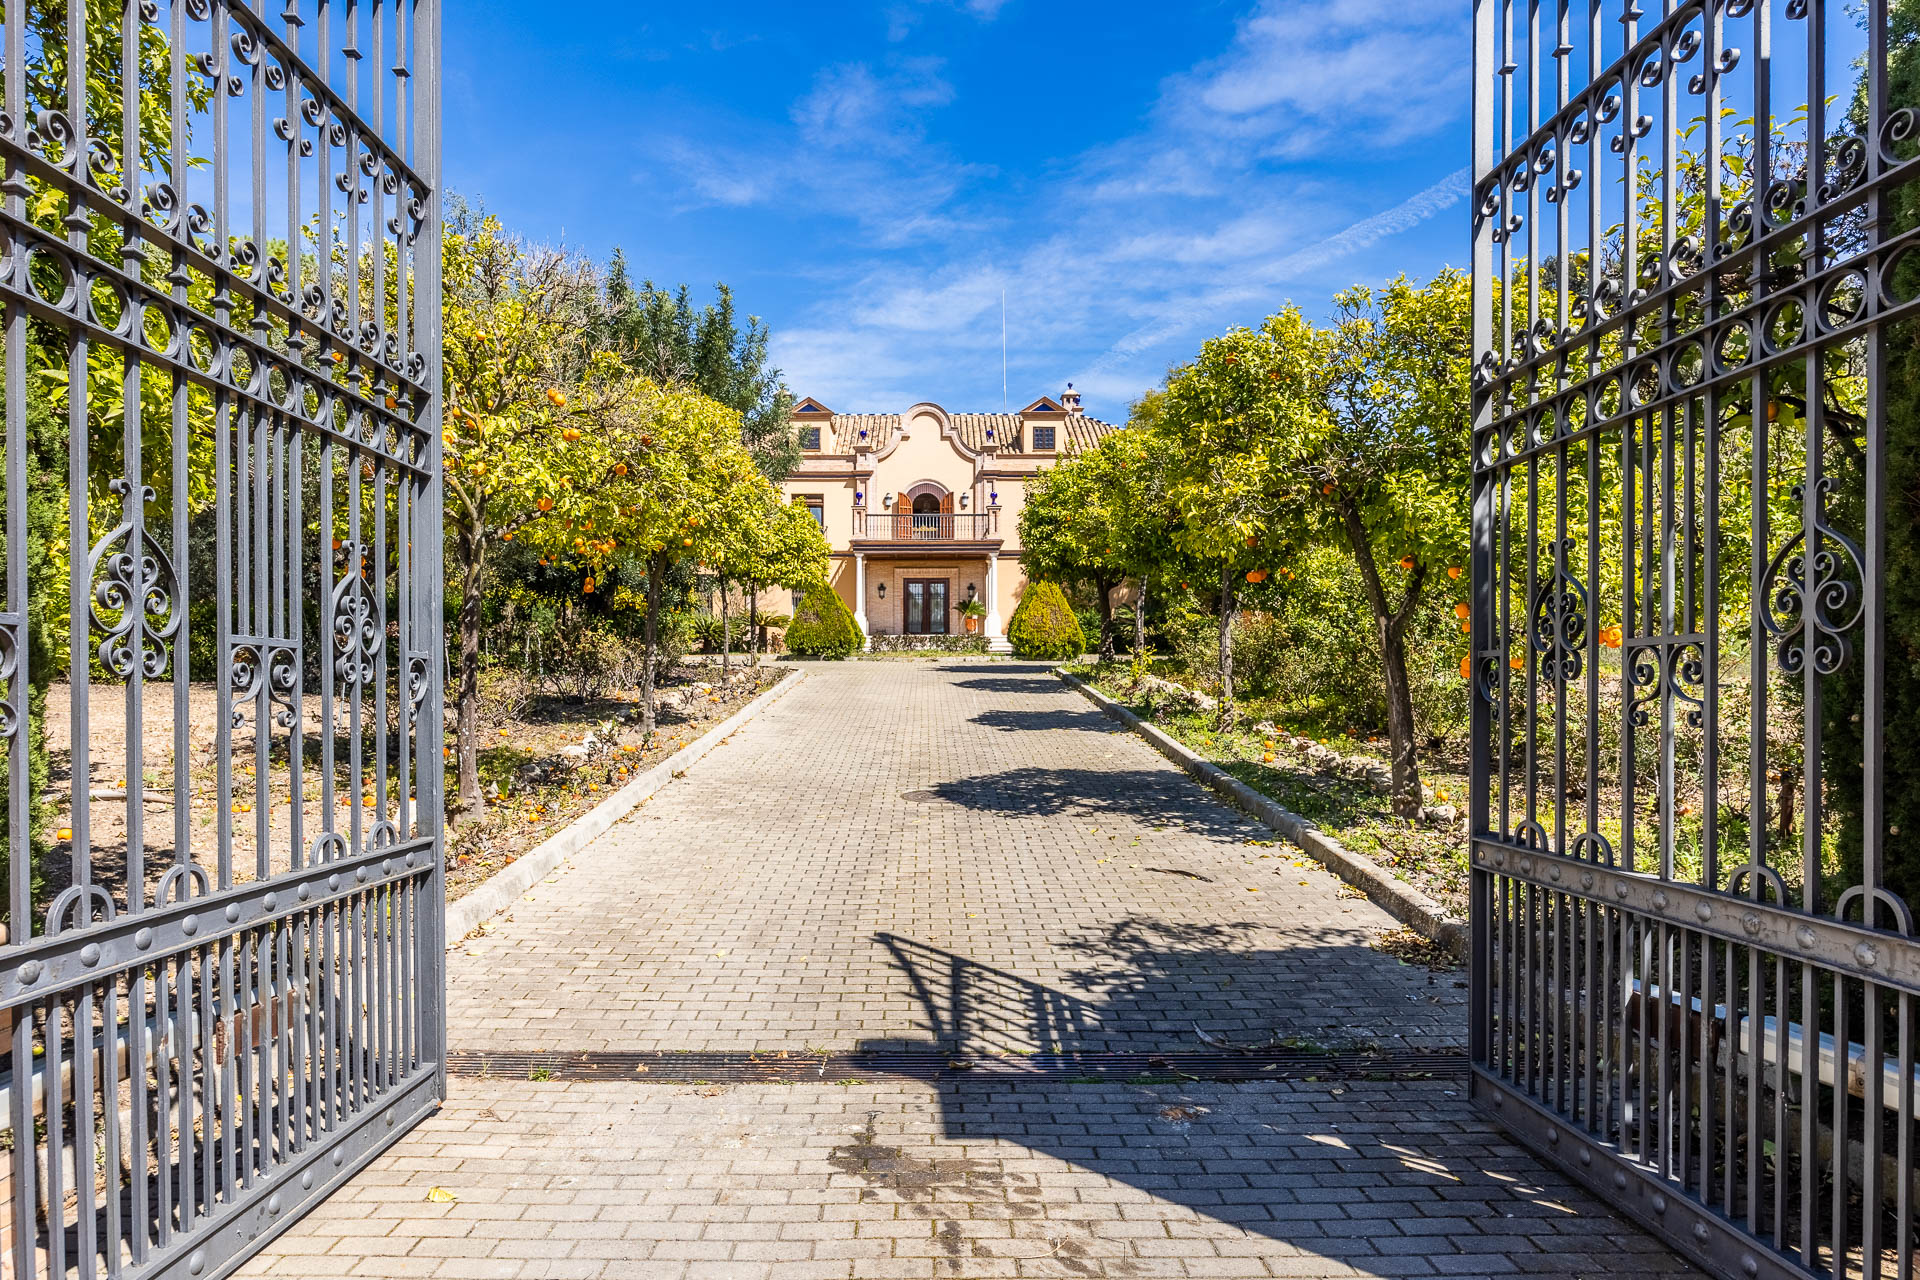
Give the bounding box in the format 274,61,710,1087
861,923,1460,1058
842,931,1670,1272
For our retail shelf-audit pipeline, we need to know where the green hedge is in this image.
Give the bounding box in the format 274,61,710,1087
1008,580,1086,661
784,582,863,658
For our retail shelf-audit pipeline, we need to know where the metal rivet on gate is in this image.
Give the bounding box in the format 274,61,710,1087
79,943,101,967
16,960,40,984
405,852,416,868
1494,850,1507,868
333,1150,345,1167
1491,1090,1503,1107
1694,1222,1710,1243
356,866,367,883
1614,882,1629,901
1579,1148,1591,1166
301,1171,313,1190
1476,848,1487,864
182,914,199,936
1651,1194,1667,1214
382,859,392,877
1857,942,1880,969
1652,890,1669,912
1695,901,1712,923
1742,1255,1759,1276
1545,1126,1558,1145
1548,864,1561,883
1518,858,1533,876
225,903,240,923
1742,911,1761,937
263,893,276,912
1580,871,1595,891
134,927,153,951
328,874,341,892
1614,1171,1628,1190
297,883,311,902
187,1250,206,1275
1798,926,1817,949
267,1192,282,1215
386,1110,396,1127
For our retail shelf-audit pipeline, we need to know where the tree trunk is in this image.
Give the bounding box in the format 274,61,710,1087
641,552,663,737
720,578,732,676
454,525,487,819
1217,562,1236,723
1133,577,1147,660
1339,504,1426,818
749,590,760,667
1096,578,1117,662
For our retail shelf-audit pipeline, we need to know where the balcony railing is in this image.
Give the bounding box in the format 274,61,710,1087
855,511,997,540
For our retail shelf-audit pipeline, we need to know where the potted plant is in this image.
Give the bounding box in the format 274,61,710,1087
958,597,987,634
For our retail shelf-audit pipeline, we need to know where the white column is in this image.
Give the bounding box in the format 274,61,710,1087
853,553,870,648
985,554,1008,652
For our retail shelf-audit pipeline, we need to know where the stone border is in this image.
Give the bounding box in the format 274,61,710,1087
1058,669,1467,960
445,667,806,943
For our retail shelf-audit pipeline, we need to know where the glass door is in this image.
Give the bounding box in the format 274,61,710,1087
904,580,949,634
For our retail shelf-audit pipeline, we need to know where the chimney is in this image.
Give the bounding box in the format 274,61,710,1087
1060,382,1082,414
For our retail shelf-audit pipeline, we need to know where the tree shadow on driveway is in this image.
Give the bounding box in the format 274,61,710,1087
969,707,1117,734
931,765,1258,842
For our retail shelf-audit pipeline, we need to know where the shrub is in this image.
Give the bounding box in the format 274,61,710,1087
1008,581,1086,660
785,583,863,658
868,634,988,654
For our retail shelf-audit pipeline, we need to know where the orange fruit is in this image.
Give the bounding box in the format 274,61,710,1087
562,428,581,442
1454,603,1471,619
682,537,693,547
614,463,627,476
1322,483,1335,495
56,827,72,841
1447,566,1463,580
1509,655,1524,670
547,388,567,408
1398,556,1415,571
1460,656,1473,679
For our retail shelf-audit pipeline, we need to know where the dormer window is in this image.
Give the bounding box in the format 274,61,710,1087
1032,426,1055,451
800,425,821,450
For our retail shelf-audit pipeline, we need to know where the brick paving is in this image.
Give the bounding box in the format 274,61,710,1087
241,660,1688,1279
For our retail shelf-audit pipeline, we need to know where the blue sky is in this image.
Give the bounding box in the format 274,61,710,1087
443,1,1472,422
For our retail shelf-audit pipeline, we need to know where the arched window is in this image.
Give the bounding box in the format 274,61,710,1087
911,493,941,515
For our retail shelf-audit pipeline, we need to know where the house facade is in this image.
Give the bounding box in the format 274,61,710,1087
768,385,1118,652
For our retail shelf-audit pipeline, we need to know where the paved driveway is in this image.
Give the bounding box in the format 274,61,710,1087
242,660,1687,1279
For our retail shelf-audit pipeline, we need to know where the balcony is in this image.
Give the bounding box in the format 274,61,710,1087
854,511,999,542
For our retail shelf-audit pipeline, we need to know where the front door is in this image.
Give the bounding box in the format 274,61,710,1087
904,580,949,635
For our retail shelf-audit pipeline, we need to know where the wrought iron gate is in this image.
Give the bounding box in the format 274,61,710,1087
1472,1,1920,1276
0,0,443,1276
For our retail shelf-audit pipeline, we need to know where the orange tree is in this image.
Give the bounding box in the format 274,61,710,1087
1305,272,1473,817
1153,310,1326,721
600,387,761,735
440,213,637,817
1018,436,1131,660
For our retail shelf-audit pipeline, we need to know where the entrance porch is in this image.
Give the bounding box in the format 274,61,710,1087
846,549,1008,650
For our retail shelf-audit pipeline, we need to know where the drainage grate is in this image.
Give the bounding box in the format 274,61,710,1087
445,1048,1468,1084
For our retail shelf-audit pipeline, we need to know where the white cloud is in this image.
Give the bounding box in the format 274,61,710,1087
676,2,1472,415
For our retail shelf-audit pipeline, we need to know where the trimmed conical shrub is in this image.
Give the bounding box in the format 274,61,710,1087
1007,580,1086,661
784,581,863,659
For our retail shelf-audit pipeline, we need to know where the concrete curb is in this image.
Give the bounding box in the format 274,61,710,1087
445,667,806,944
1058,669,1468,960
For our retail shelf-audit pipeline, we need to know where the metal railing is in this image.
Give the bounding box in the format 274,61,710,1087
856,511,996,540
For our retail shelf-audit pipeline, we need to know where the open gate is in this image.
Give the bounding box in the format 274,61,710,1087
0,0,443,1276
1471,1,1920,1276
